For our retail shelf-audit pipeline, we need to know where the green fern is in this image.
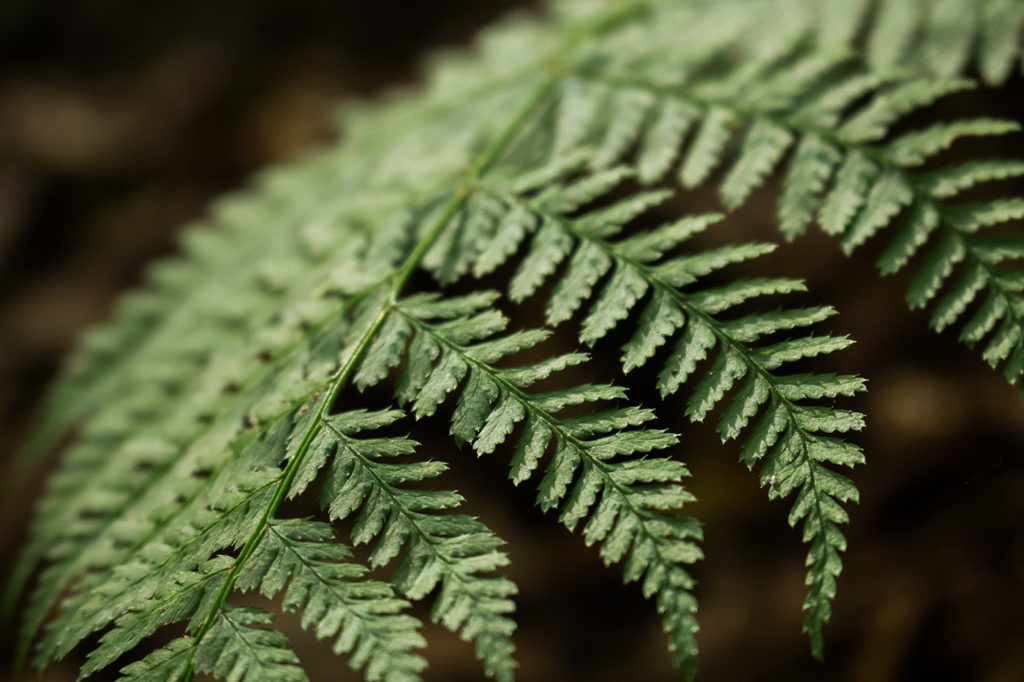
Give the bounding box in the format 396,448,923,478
537,11,1024,388
819,0,1024,85
461,162,864,655
374,291,703,672
666,0,1024,86
7,1,1022,680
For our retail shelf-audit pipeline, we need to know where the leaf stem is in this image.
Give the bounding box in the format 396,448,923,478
181,70,557,681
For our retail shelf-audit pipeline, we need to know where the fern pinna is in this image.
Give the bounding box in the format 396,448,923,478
7,0,1023,680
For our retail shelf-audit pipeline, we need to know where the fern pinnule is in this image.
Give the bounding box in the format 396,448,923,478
117,635,195,681
188,605,307,682
119,608,311,682
121,529,425,682
236,519,428,681
825,0,1024,86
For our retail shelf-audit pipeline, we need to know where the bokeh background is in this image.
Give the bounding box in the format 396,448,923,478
1,2,1023,681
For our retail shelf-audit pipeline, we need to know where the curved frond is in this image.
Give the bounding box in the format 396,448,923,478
26,0,1024,678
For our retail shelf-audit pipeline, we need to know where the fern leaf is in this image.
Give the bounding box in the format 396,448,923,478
885,119,1022,168
638,98,700,184
680,107,736,189
14,313,355,661
79,555,235,677
302,405,519,680
118,637,194,681
918,160,1024,200
778,134,842,239
843,77,978,142
558,32,1024,388
470,165,864,654
192,606,307,682
906,231,967,309
925,0,978,77
377,292,704,676
237,518,428,680
876,201,941,276
838,171,913,254
19,1,1024,678
979,0,1024,84
818,152,880,237
546,240,613,326
591,87,656,170
930,263,989,333
552,76,607,157
8,216,375,618
720,119,794,210
622,289,686,373
673,0,1020,88
474,205,538,278
509,218,574,302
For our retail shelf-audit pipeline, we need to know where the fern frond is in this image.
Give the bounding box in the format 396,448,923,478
286,406,518,681
6,204,390,621
823,0,1024,86
27,413,428,682
237,518,427,680
15,34,566,679
540,31,1024,388
192,606,307,682
118,606,308,682
464,164,865,654
13,310,356,660
671,0,1024,87
23,0,1024,677
359,292,704,675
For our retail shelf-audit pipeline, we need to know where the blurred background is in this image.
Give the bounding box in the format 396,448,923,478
1,1,1022,680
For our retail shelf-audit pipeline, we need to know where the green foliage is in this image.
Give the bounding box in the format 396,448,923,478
7,1,1023,680
466,163,864,655
293,407,517,680
542,15,1024,386
379,292,702,671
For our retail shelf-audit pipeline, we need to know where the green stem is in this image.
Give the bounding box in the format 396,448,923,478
181,71,557,681
5,279,385,660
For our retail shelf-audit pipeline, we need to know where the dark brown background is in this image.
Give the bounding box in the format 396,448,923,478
1,2,1023,681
